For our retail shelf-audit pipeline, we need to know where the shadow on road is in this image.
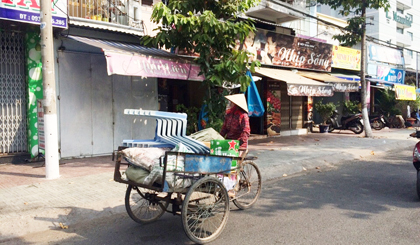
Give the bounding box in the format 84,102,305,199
257,149,418,220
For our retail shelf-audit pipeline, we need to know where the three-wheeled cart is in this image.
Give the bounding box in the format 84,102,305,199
113,147,262,244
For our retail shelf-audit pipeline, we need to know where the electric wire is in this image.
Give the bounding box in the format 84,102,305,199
45,1,420,55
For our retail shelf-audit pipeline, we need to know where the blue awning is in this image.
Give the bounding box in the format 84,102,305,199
366,78,396,86
331,73,360,82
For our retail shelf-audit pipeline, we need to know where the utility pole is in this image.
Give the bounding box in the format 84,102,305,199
360,1,373,137
40,0,60,179
416,52,419,89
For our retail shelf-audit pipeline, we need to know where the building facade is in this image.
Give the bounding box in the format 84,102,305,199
2,0,361,160
0,0,166,159
318,0,419,79
317,0,418,115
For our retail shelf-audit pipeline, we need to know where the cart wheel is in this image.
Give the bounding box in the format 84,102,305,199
181,176,229,244
125,185,169,224
233,161,262,210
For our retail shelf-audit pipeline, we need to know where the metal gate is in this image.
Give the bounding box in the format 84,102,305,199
0,30,27,154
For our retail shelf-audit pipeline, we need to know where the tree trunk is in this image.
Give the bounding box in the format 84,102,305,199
361,2,373,137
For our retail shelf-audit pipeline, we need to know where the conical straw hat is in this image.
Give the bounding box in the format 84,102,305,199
225,94,248,113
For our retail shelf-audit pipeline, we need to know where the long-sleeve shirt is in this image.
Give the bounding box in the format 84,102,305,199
220,106,250,148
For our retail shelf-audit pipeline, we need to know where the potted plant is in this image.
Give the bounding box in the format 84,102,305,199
314,99,336,133
342,100,360,116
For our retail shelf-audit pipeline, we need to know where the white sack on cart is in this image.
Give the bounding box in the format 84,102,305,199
122,147,170,171
124,143,196,189
143,143,195,189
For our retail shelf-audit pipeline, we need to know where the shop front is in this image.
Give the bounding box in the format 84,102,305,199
366,42,406,114
238,29,336,136
0,0,67,159
57,35,203,158
253,67,333,136
297,71,360,122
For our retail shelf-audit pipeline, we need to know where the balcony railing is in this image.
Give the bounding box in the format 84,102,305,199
68,0,143,29
396,32,412,47
397,0,412,10
247,0,308,23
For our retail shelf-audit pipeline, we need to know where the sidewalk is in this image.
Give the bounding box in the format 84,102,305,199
0,128,417,241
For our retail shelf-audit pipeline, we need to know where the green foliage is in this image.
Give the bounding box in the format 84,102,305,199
405,75,416,86
396,76,420,113
342,100,360,115
142,0,261,91
316,0,390,46
375,88,401,117
376,87,420,117
202,87,230,133
396,95,420,115
143,0,261,132
314,99,336,124
175,104,200,135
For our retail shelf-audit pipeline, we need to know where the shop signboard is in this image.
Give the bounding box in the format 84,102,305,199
394,84,416,101
386,11,413,27
368,43,404,66
266,82,281,136
377,66,405,84
105,52,204,81
0,0,67,28
329,83,359,92
237,29,333,72
287,84,333,97
331,45,361,71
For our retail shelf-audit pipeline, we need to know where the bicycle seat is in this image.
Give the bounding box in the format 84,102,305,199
244,155,258,160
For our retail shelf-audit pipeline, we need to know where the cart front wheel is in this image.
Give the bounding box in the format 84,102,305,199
125,185,169,224
233,161,262,210
182,176,229,244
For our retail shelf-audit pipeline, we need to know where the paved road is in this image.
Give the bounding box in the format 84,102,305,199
6,146,420,245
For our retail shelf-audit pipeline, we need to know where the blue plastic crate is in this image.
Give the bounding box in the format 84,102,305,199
184,154,232,174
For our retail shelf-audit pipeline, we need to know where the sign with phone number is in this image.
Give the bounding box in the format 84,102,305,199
0,8,67,27
0,0,67,28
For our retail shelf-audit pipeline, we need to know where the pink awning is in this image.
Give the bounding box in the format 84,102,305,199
67,35,204,81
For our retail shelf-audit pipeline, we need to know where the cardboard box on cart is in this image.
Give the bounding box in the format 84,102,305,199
210,139,239,190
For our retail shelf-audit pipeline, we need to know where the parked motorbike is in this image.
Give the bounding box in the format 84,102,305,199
369,114,386,130
410,131,420,198
326,110,364,134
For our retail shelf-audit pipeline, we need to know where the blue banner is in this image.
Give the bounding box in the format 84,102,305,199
246,71,265,117
377,66,405,84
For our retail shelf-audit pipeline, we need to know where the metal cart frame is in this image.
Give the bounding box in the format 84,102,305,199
113,146,262,244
